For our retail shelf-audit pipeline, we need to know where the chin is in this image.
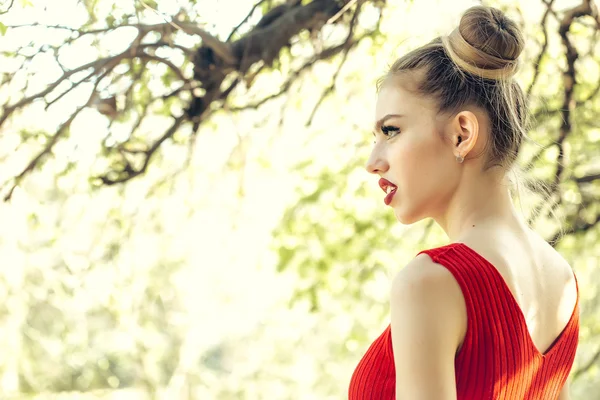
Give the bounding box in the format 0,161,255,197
392,207,424,225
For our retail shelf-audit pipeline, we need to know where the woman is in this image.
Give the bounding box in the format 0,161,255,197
348,5,579,400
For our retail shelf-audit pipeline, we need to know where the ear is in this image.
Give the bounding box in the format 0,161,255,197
451,111,479,161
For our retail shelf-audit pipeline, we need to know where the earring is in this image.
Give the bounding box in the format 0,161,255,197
456,155,464,163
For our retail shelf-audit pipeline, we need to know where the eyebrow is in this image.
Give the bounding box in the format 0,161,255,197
373,113,404,135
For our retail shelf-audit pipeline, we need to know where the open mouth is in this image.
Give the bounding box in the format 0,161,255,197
378,178,398,205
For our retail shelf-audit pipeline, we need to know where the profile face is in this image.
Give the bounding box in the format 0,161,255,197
366,75,461,224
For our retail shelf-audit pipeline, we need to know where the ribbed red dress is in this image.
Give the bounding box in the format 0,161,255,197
348,243,579,400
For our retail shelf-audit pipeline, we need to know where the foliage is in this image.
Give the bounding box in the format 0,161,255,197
0,0,598,399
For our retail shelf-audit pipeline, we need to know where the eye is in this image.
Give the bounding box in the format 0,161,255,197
381,125,400,138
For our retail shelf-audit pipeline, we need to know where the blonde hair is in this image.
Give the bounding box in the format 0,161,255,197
380,6,528,170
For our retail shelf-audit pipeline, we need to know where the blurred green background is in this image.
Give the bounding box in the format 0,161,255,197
0,0,599,398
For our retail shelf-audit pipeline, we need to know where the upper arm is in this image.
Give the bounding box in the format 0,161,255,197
390,254,467,400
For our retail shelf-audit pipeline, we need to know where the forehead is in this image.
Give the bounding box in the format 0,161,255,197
375,76,437,121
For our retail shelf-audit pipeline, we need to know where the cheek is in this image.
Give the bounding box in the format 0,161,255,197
393,138,444,189
391,136,456,209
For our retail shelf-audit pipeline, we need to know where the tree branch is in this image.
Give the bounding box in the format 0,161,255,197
135,50,189,83
575,172,600,183
43,68,99,110
139,41,194,58
0,0,15,15
231,0,343,73
306,0,363,126
0,52,132,201
231,31,373,112
526,0,555,98
552,0,599,188
0,50,131,127
97,114,187,185
2,76,107,201
177,22,236,65
226,0,270,42
573,346,600,379
162,82,196,100
7,23,114,33
2,0,381,189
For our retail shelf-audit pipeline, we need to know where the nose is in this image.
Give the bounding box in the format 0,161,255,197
365,145,389,175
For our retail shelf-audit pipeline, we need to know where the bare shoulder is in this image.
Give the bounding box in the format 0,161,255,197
390,253,467,345
534,234,577,288
537,238,579,312
548,243,575,277
391,253,461,294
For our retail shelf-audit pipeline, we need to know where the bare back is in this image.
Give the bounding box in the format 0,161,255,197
461,227,578,355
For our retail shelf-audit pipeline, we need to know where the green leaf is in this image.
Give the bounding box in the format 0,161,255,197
106,15,116,27
0,22,6,36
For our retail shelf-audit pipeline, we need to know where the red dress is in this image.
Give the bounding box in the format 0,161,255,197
348,243,579,400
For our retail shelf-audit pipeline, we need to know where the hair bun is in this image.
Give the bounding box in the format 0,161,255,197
442,6,524,80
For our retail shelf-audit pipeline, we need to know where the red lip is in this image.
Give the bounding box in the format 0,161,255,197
378,178,397,192
378,178,398,206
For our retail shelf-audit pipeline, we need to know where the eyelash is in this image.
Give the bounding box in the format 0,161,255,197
381,125,400,139
372,125,401,144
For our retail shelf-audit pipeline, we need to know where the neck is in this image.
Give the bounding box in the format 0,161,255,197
435,169,526,242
